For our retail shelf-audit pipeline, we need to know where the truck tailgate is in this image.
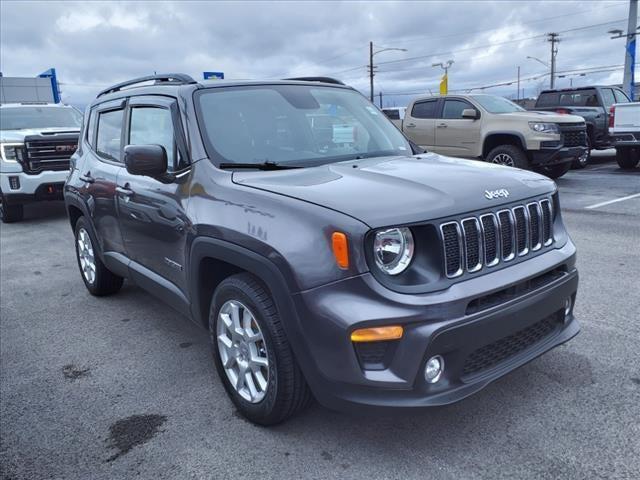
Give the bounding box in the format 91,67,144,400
612,103,640,131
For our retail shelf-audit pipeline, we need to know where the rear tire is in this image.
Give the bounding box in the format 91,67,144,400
486,145,530,170
74,217,124,296
0,194,23,223
616,147,640,170
539,162,572,179
209,273,312,425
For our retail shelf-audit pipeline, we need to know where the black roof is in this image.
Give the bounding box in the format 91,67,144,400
538,85,621,94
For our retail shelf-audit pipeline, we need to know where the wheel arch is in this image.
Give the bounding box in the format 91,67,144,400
482,131,526,158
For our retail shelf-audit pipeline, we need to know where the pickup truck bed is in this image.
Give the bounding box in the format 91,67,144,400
609,102,640,170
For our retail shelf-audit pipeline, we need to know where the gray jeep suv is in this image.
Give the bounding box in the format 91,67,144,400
65,74,580,425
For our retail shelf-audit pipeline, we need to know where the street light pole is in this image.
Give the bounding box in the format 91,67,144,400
368,42,408,104
432,60,454,94
369,41,374,102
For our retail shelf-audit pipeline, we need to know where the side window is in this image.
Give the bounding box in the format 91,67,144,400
600,89,616,108
85,109,95,147
128,107,176,169
613,89,630,103
411,100,438,119
96,109,124,162
383,109,400,120
442,99,472,119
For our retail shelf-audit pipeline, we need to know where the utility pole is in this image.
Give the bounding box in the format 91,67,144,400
517,66,520,100
610,0,638,99
379,91,383,108
547,33,560,89
369,41,374,102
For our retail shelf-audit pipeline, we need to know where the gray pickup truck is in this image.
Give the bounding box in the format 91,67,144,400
534,86,631,167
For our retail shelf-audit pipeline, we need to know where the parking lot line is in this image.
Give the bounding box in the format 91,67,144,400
585,193,640,210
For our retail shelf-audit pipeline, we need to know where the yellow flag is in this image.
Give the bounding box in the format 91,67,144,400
439,73,448,95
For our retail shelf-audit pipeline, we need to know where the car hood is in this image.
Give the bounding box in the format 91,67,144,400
232,153,556,228
498,111,585,123
0,127,80,143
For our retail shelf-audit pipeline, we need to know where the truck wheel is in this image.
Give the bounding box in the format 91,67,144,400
486,145,530,170
209,273,312,425
572,136,590,169
0,194,24,223
539,163,572,179
616,147,640,170
74,217,124,296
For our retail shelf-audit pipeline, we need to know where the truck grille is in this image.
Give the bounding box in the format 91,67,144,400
440,198,554,278
559,124,587,148
21,134,78,174
461,312,562,378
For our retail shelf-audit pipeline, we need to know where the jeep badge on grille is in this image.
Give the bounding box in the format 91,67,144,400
485,189,510,200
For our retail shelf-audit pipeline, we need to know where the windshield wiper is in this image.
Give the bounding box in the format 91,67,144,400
218,161,303,171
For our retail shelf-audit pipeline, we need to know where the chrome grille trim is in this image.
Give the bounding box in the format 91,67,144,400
440,222,464,278
512,206,529,256
527,202,543,251
497,209,516,262
540,199,554,246
479,213,500,267
461,217,483,273
439,198,555,278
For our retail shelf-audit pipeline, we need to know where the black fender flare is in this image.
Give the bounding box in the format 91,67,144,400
482,131,527,156
188,236,317,377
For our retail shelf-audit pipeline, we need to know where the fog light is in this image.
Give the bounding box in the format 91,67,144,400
564,297,573,316
424,355,444,383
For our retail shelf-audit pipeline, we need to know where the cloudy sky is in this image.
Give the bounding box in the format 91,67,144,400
0,0,634,107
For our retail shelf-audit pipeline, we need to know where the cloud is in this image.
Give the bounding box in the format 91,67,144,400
0,0,630,107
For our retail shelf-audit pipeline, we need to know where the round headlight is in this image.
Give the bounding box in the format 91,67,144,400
373,227,414,275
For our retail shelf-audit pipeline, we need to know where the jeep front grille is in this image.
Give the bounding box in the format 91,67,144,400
440,198,554,279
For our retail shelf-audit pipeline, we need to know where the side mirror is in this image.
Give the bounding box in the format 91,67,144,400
124,145,167,177
462,108,479,120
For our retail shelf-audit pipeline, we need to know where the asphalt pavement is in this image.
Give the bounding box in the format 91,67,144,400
1,152,639,480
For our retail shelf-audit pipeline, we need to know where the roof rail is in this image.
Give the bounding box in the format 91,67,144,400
97,73,197,98
284,76,345,85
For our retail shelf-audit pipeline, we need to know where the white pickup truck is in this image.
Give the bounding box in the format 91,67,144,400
609,101,640,170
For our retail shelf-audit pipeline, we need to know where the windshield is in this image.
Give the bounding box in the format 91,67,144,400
196,85,412,167
0,106,82,130
471,95,525,114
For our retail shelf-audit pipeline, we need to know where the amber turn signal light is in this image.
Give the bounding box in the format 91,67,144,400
332,232,349,269
350,325,404,343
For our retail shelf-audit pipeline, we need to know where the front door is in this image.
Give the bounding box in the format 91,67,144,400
116,96,191,292
434,98,481,158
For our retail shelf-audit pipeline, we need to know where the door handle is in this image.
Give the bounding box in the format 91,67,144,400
437,123,448,129
116,185,134,198
79,173,95,184
405,123,416,128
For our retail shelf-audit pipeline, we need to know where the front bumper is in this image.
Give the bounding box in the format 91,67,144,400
529,145,586,166
0,170,68,204
292,240,579,411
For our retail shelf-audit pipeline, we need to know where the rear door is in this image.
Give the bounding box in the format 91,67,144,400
80,100,126,256
434,98,481,158
402,98,439,149
116,95,191,292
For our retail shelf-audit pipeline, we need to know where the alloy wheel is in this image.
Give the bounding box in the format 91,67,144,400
216,300,269,403
491,153,515,167
77,228,96,284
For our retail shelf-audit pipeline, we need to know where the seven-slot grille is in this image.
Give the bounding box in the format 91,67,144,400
22,137,78,174
440,198,553,278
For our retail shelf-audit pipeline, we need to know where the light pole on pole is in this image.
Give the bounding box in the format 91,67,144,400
368,42,407,103
432,60,454,93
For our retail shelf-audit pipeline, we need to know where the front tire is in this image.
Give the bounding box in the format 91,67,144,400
0,193,24,223
209,273,312,425
539,162,572,179
486,145,530,170
616,147,640,170
74,217,124,296
572,136,590,169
